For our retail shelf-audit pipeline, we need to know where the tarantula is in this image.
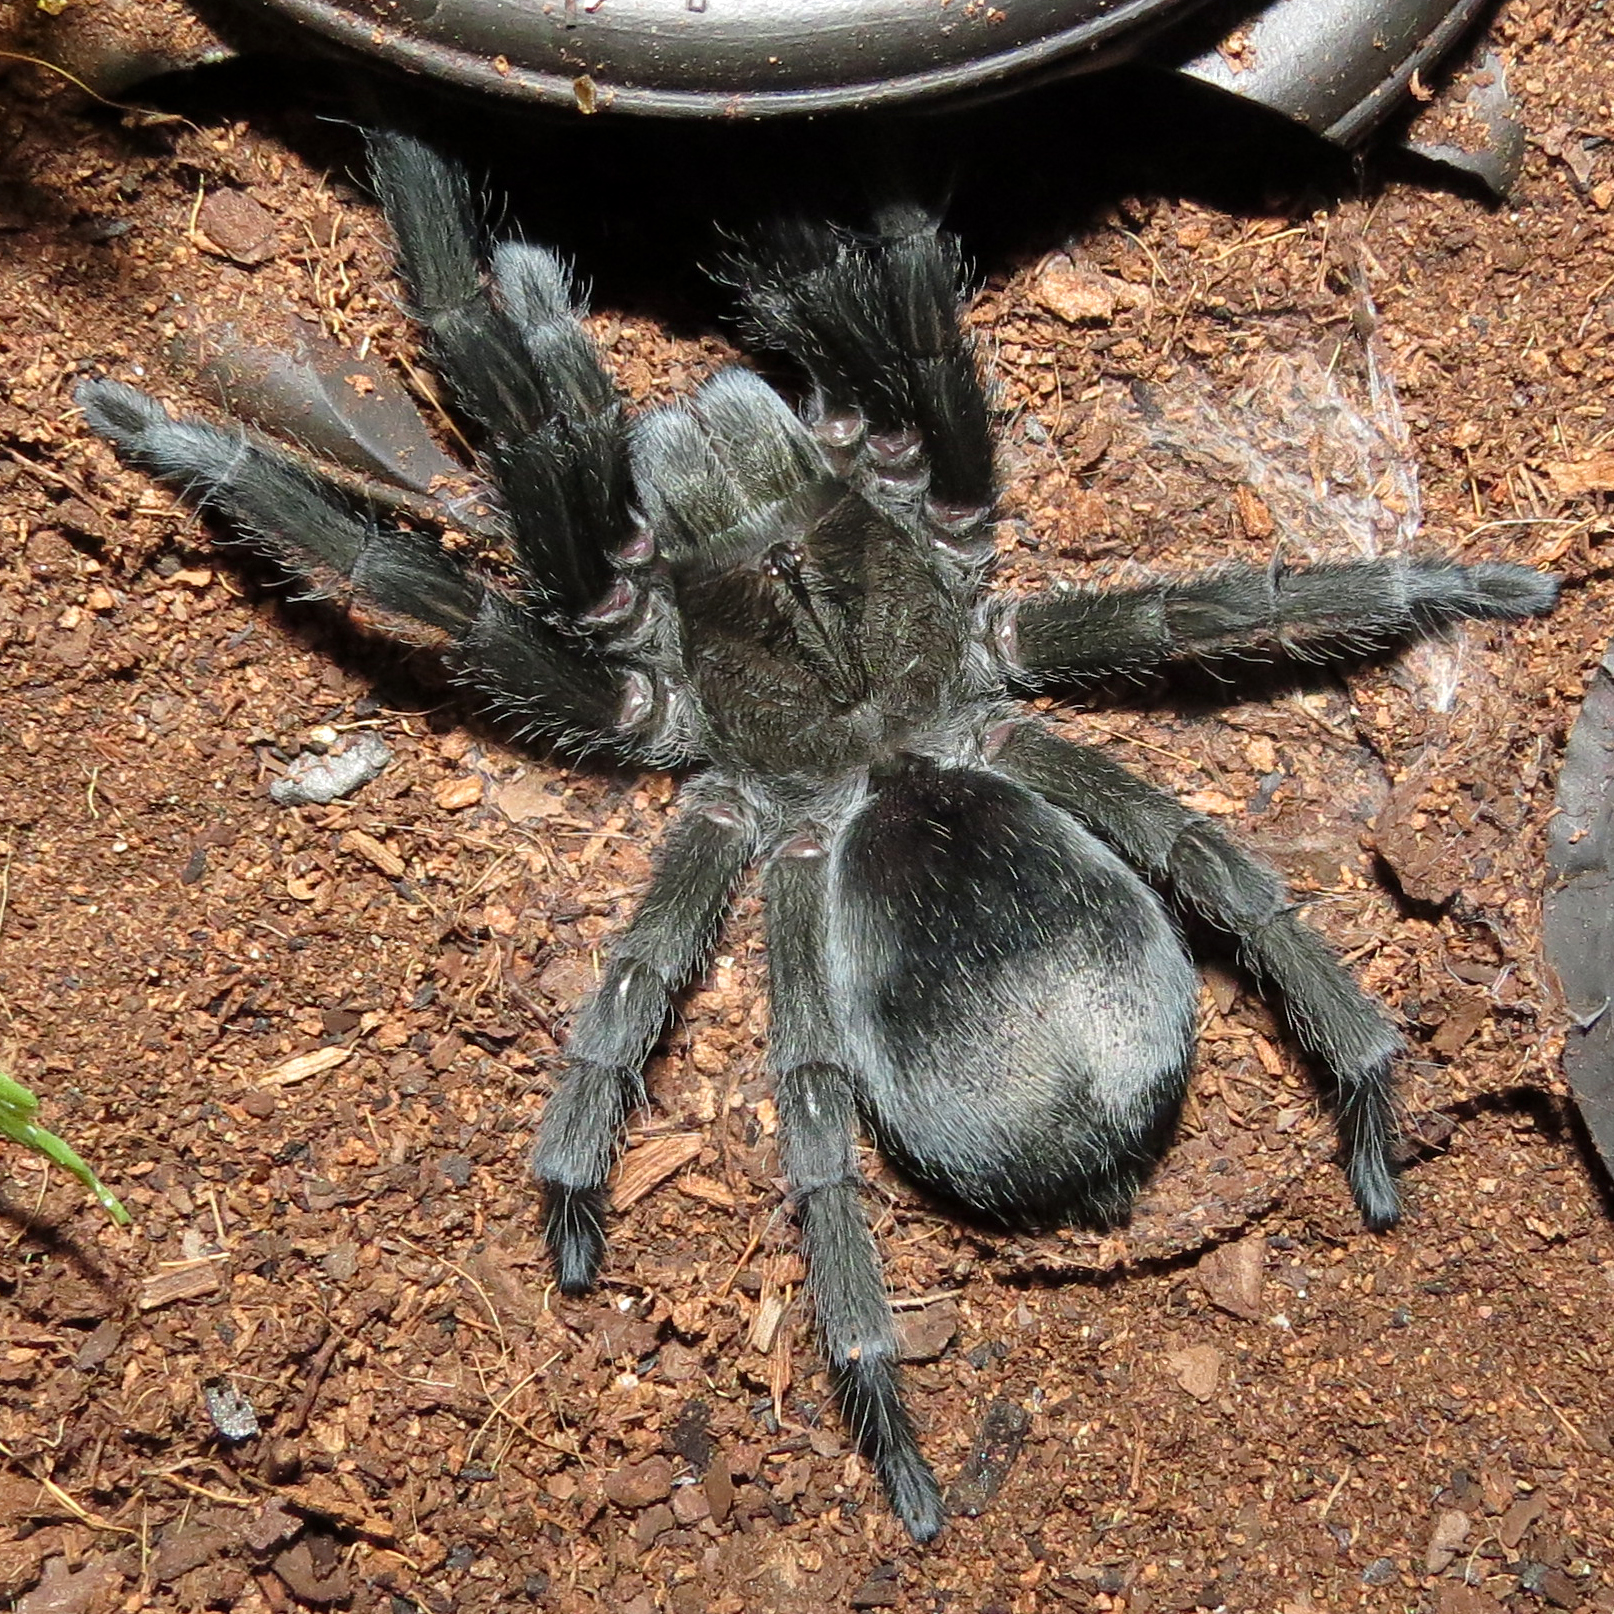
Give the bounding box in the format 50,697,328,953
78,132,1558,1542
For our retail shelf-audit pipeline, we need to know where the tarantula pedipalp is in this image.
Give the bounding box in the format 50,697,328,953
77,132,1559,1543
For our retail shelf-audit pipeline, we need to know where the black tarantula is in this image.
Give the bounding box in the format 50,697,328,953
78,133,1558,1542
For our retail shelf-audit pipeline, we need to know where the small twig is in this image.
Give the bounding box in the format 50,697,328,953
0,48,200,129
1084,723,1207,774
718,1224,765,1299
1318,1463,1353,1520
1531,1384,1590,1450
464,1353,563,1465
398,1236,509,1360
1125,1413,1147,1498
1209,225,1307,263
150,1473,257,1508
0,1444,138,1536
279,1333,340,1436
0,443,109,518
186,176,206,241
888,1289,964,1311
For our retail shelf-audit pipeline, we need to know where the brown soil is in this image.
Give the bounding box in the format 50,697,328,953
2,3,1612,1611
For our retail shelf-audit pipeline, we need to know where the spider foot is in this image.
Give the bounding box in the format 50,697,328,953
541,1182,608,1293
1449,562,1560,620
1339,1074,1401,1231
837,1358,946,1544
1346,1146,1401,1232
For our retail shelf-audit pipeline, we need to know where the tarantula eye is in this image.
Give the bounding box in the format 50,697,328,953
778,832,826,859
583,578,638,625
616,669,654,729
763,540,806,583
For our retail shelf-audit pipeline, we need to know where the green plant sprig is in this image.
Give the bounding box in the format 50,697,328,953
0,1069,131,1225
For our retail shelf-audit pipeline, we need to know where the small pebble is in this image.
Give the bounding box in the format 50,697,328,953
605,1457,673,1510
270,731,392,806
632,1503,674,1548
202,1380,260,1442
195,189,280,265
434,774,484,811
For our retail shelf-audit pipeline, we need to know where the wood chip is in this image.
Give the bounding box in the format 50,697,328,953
493,773,566,822
1029,252,1147,324
272,1536,351,1605
263,1046,351,1088
341,829,405,879
1196,1234,1266,1320
139,1259,223,1311
1234,484,1274,538
609,1133,701,1209
1431,995,1489,1056
277,1481,396,1542
1499,1492,1548,1549
676,1172,738,1209
1181,790,1243,816
1168,1344,1223,1402
433,775,484,811
895,1299,960,1362
748,1291,788,1355
1244,735,1278,774
1543,450,1614,496
194,189,279,265
703,1454,734,1524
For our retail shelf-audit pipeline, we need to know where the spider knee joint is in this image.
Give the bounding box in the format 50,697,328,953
617,670,655,730
697,798,752,834
982,717,1024,760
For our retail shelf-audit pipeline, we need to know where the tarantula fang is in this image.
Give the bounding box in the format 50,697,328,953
76,131,1559,1542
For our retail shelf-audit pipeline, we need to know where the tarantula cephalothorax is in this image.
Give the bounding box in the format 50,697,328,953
78,132,1558,1541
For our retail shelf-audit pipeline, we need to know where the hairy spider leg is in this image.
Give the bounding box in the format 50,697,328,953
1004,556,1562,686
368,131,634,620
73,380,626,755
532,793,755,1290
991,722,1403,1229
729,213,995,518
765,835,947,1544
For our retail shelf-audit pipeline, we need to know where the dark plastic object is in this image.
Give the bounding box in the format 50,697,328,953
1166,0,1492,145
255,0,1205,116
245,0,1494,139
1404,47,1526,198
1544,644,1614,1182
171,321,505,538
184,324,459,494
